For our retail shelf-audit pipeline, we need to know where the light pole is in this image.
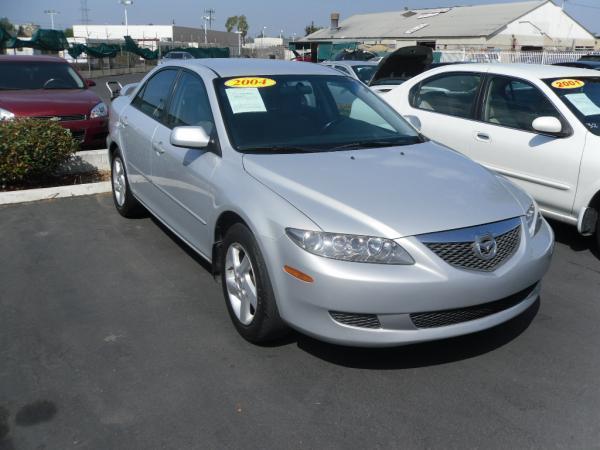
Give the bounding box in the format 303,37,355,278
119,0,133,36
203,15,210,44
234,30,242,56
44,10,59,30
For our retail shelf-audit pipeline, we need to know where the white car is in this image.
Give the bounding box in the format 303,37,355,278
381,63,600,249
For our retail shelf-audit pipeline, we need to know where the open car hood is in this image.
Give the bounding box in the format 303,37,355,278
369,46,433,86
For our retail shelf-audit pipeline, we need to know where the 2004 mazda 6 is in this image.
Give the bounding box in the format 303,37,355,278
107,59,554,347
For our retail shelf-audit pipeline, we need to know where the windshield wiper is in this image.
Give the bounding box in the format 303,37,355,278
238,145,321,154
330,138,420,151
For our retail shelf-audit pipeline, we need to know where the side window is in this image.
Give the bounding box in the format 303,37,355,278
165,71,214,130
132,69,178,120
412,73,482,119
483,76,561,132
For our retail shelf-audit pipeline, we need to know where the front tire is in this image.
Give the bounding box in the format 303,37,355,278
111,151,144,218
220,223,288,344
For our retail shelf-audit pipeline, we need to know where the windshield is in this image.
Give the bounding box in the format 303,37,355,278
545,77,600,136
0,61,85,90
352,65,377,84
215,75,421,153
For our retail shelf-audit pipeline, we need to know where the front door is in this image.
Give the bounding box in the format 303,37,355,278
150,70,219,257
470,75,585,216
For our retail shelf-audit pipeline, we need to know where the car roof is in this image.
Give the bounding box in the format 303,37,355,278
421,63,599,80
0,55,66,63
164,58,337,77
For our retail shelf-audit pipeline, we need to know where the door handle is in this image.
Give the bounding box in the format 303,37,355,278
475,132,491,142
153,141,165,154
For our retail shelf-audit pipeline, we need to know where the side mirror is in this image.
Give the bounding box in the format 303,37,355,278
85,79,96,87
403,114,422,131
170,126,211,149
532,116,562,135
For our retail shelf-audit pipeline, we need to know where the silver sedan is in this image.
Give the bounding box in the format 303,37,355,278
107,59,554,347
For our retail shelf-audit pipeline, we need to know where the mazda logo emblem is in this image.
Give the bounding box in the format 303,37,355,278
473,233,497,261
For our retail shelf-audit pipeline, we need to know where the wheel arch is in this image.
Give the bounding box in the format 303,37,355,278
212,210,251,276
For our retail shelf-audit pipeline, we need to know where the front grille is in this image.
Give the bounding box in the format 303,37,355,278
419,218,522,272
410,283,538,329
33,114,86,122
330,311,381,329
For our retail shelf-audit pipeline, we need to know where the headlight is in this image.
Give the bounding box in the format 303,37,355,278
90,102,108,119
286,228,414,265
0,107,15,120
525,201,543,236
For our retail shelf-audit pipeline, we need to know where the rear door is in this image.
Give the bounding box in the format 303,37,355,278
406,71,483,153
121,68,178,204
470,75,585,215
150,69,219,257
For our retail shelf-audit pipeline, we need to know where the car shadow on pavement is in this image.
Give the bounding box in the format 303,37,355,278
548,219,599,259
294,300,540,370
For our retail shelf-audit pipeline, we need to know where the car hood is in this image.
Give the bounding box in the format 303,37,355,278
243,143,525,239
370,45,433,86
0,89,102,117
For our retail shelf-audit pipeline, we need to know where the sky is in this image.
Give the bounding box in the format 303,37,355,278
3,0,600,37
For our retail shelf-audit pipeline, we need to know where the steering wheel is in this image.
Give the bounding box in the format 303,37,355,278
43,78,69,89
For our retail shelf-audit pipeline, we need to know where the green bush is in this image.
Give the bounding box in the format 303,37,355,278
0,118,78,187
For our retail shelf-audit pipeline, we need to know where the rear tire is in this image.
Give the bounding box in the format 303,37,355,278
220,223,288,344
111,150,144,218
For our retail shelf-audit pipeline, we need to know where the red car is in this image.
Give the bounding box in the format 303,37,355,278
0,55,108,149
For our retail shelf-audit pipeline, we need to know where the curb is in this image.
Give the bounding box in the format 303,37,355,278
0,181,112,206
58,149,110,174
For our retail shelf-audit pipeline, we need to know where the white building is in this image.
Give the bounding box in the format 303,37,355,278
303,0,596,51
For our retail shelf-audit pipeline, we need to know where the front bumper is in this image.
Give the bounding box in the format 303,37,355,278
261,217,554,347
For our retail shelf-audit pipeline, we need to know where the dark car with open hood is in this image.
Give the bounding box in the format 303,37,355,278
0,55,108,149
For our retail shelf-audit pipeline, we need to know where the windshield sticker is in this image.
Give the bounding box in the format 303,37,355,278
551,79,585,89
565,93,600,116
225,88,267,114
224,77,276,88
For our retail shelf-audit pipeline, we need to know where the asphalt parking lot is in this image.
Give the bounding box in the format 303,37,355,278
1,193,599,449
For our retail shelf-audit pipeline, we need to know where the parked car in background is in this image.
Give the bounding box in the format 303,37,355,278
321,60,378,84
553,61,600,71
107,59,553,347
368,46,465,94
381,63,600,248
159,51,194,65
0,55,108,149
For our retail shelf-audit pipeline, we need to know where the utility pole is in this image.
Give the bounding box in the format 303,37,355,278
204,8,215,29
44,10,59,30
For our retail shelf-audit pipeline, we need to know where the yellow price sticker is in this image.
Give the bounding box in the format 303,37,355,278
224,77,277,88
551,79,585,89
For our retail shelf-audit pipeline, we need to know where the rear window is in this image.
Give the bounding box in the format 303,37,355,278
545,77,600,136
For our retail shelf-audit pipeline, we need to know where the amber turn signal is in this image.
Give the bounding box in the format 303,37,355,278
283,265,314,283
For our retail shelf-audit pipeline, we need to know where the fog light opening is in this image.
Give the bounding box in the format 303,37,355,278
283,265,314,283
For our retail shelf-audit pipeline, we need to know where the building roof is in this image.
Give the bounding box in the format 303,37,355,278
305,0,549,41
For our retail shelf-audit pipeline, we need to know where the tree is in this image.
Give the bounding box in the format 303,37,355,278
225,15,249,42
304,21,322,36
64,27,73,38
0,17,16,35
225,16,238,33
